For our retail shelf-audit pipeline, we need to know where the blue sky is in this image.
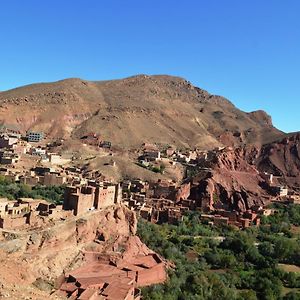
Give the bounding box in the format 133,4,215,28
0,0,299,132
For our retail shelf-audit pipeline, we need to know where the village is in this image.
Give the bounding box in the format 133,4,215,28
0,125,299,233
1,125,300,299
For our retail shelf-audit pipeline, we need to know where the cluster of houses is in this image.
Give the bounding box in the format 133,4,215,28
122,178,193,225
137,143,210,172
140,143,207,164
63,181,122,216
0,178,122,229
1,165,294,231
0,197,71,229
120,174,287,229
201,208,263,228
0,127,70,168
1,166,67,187
0,133,299,233
0,131,29,164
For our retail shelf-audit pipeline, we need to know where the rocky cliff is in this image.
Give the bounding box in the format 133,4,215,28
0,205,137,299
256,133,300,188
190,147,271,211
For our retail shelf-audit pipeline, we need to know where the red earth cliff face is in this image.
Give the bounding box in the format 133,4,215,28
190,147,272,212
256,133,300,188
188,133,300,212
0,205,142,298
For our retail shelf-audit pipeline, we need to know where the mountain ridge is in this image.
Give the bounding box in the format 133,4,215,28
0,74,285,150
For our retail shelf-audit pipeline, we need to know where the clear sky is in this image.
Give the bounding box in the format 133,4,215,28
1,0,299,132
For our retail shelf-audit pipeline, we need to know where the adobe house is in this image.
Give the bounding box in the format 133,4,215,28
0,200,31,229
42,172,66,186
63,183,122,216
63,186,95,216
19,175,40,186
0,134,19,149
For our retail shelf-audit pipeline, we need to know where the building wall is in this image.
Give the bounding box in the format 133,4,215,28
65,186,96,216
19,176,40,186
0,138,10,148
27,132,44,142
43,173,66,186
0,201,8,216
63,186,79,211
49,154,61,164
1,157,15,165
0,136,19,148
75,194,95,215
0,215,28,229
114,183,122,204
94,187,108,209
106,185,116,206
19,199,41,211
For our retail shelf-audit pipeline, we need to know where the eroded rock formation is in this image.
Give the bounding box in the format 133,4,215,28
190,147,271,212
0,205,149,299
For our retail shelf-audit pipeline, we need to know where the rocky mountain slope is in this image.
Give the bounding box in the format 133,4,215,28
190,147,271,212
189,133,300,211
256,133,300,188
0,75,285,149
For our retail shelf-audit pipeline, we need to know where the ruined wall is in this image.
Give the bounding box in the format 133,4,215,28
0,215,27,229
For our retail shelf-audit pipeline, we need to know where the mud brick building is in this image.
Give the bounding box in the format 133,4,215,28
63,183,122,216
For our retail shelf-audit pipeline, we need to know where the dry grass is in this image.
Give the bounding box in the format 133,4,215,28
278,264,300,273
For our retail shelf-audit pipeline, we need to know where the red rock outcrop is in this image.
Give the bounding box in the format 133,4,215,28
56,236,168,299
190,147,272,212
0,204,138,298
248,110,273,127
256,133,300,188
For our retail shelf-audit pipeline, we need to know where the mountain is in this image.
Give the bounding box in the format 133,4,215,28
0,75,285,150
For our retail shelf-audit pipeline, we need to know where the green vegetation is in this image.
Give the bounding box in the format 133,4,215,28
136,162,165,174
0,176,65,204
138,206,300,300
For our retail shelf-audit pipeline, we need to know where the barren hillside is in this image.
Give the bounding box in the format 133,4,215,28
0,75,285,150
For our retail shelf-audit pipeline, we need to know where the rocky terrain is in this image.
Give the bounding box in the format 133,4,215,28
190,147,271,212
256,133,300,189
0,75,284,150
0,75,300,299
0,204,139,299
189,132,300,211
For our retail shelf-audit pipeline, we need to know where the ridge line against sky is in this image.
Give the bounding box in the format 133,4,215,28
1,0,299,132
